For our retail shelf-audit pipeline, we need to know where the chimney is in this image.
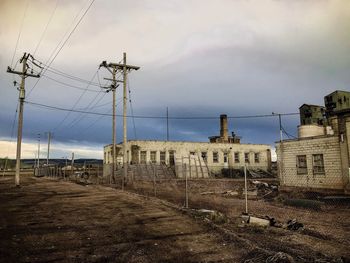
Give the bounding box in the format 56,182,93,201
220,114,228,141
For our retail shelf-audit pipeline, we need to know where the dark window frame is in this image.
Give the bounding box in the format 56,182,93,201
296,155,307,175
312,154,325,175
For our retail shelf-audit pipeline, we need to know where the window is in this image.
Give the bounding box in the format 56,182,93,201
169,151,175,165
160,151,166,164
213,152,219,163
190,151,195,156
140,151,147,164
150,151,156,163
296,155,307,174
313,154,325,174
244,153,250,163
223,153,228,163
201,152,207,163
234,152,240,163
254,153,260,163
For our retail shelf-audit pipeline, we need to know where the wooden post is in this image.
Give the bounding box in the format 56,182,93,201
244,165,248,214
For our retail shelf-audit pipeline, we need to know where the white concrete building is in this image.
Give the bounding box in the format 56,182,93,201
276,90,350,193
104,115,272,176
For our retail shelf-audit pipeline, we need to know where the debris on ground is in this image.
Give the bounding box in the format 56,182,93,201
194,209,228,224
266,252,295,263
252,180,278,199
285,219,304,231
223,190,240,197
241,214,273,227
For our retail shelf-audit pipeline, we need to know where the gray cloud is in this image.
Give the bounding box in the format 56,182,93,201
0,0,349,158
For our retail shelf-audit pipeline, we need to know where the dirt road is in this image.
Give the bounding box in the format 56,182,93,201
0,177,247,262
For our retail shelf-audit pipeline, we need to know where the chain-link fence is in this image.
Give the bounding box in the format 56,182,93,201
44,161,350,260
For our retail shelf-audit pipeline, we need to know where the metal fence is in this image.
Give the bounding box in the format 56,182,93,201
44,162,350,250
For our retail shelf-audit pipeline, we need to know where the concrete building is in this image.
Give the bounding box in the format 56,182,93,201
276,90,350,193
104,115,272,177
299,104,325,126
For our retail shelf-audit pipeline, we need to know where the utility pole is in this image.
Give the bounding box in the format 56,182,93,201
100,53,140,188
272,112,284,185
100,62,120,184
46,132,52,165
166,107,169,141
71,152,75,177
37,133,41,169
7,53,40,186
272,112,283,142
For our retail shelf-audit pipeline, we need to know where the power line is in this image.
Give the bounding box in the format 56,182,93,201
42,74,102,93
24,100,300,120
33,0,59,56
27,0,96,97
67,91,105,128
127,78,137,139
282,126,297,139
41,64,102,87
52,69,99,131
10,0,29,67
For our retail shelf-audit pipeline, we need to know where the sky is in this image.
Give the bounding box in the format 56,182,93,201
0,0,349,160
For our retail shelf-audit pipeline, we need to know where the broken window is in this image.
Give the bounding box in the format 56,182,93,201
160,151,166,164
150,151,157,163
201,152,207,163
169,151,175,165
254,153,260,163
140,151,147,164
234,152,240,163
296,155,307,174
223,152,228,163
313,154,325,174
245,153,250,163
213,152,219,163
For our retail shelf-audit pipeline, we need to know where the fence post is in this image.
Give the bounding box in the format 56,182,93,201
185,162,188,208
244,165,248,214
153,165,156,197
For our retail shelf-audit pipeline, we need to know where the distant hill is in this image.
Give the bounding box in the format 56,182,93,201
1,158,103,168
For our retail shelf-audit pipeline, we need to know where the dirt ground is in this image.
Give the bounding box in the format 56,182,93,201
1,176,349,263
0,176,249,263
126,179,350,262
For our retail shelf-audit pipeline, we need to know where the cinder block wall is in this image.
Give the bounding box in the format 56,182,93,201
276,136,344,190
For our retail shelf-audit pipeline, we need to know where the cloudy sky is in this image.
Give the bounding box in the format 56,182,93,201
0,0,349,159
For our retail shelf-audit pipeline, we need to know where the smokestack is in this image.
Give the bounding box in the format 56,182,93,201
220,114,228,141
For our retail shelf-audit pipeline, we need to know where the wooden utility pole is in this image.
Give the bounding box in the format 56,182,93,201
46,132,51,165
71,152,75,178
100,53,140,188
7,53,40,186
166,107,169,141
100,62,120,184
37,133,41,170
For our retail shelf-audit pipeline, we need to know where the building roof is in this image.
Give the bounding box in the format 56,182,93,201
299,103,325,109
104,139,271,148
325,90,350,97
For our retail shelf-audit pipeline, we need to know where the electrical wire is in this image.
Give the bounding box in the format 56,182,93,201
24,100,300,120
27,0,96,97
10,0,29,67
127,77,137,139
52,68,99,131
33,0,59,56
2,104,19,176
42,74,102,93
281,126,297,139
67,91,105,128
40,64,102,87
